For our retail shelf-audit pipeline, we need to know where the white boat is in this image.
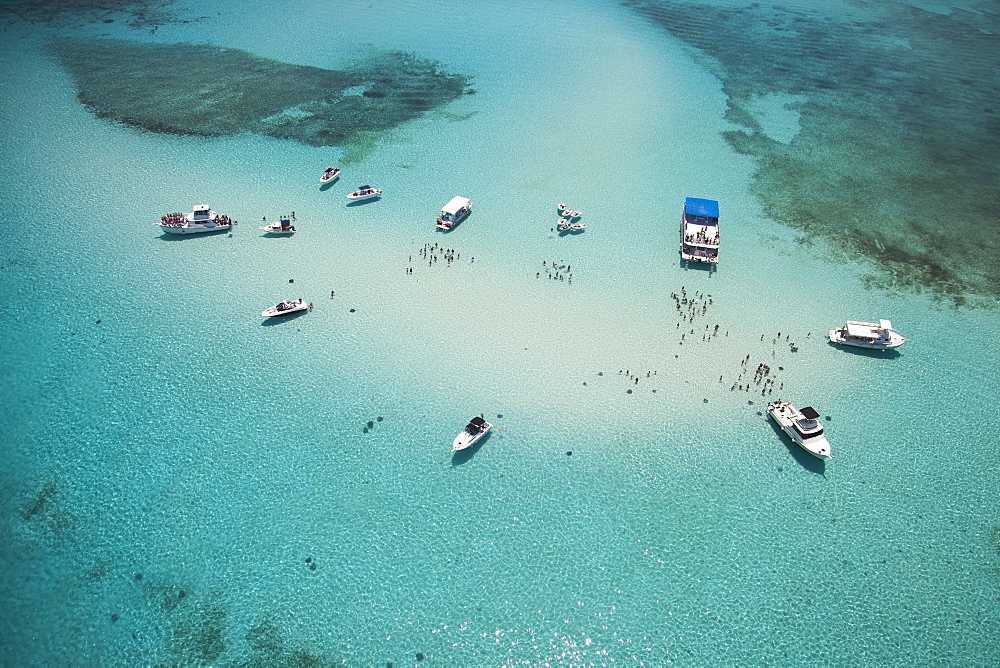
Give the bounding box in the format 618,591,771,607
569,222,586,230
259,216,296,234
346,185,381,201
451,416,493,452
680,197,719,263
436,196,472,230
260,298,311,317
157,205,233,234
767,401,832,461
557,217,571,231
320,167,341,183
828,320,907,349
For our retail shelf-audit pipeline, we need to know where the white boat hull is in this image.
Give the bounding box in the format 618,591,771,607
157,223,231,234
261,300,310,317
260,224,294,235
828,328,907,349
767,403,832,461
452,419,492,451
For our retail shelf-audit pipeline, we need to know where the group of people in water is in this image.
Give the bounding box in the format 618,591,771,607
406,242,461,274
537,259,572,283
673,286,725,344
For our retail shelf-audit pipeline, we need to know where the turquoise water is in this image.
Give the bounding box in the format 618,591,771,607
1,0,997,665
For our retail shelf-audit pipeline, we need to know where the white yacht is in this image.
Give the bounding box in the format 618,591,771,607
767,401,832,461
451,416,492,452
436,196,472,230
261,298,311,317
157,205,233,234
680,197,719,263
259,216,296,234
346,185,381,201
829,320,907,349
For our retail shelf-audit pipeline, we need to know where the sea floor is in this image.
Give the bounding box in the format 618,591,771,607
0,0,997,665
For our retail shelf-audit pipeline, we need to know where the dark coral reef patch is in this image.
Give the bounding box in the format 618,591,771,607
624,0,1000,305
48,38,470,150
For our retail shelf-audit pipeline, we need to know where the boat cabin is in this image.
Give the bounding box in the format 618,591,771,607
191,205,213,220
682,197,720,245
464,416,487,434
792,406,823,437
438,196,472,229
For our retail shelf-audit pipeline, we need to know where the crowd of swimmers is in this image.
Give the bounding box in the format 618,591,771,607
406,242,461,274
537,260,572,283
672,286,726,344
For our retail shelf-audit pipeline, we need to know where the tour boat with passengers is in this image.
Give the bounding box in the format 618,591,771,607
157,205,234,234
767,401,832,461
260,298,312,317
680,197,720,263
451,416,492,452
828,320,907,350
346,185,381,202
436,196,473,230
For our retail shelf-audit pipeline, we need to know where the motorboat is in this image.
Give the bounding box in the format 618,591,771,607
828,320,907,350
557,202,567,211
320,167,341,183
346,185,382,201
436,196,472,230
680,197,719,263
557,217,571,231
451,416,493,452
259,216,296,234
767,401,831,460
157,205,234,234
261,298,312,317
569,222,586,230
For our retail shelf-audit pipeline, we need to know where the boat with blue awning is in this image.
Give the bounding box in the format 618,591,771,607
680,197,720,263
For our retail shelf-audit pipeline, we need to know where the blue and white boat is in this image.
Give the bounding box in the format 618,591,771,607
680,197,720,263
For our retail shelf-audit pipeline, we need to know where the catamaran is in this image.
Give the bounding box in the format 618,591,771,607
680,197,719,263
436,196,472,230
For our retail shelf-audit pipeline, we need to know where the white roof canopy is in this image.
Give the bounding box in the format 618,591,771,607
441,196,471,215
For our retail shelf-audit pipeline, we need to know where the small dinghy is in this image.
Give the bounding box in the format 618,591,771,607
261,298,312,317
320,167,341,183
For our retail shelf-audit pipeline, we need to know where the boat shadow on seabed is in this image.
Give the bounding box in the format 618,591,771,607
765,418,826,475
450,430,492,467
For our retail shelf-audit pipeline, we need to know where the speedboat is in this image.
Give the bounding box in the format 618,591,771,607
767,401,831,460
157,205,234,235
680,197,719,263
569,222,586,230
436,196,472,230
452,416,492,452
261,298,311,317
558,218,571,231
259,216,296,234
320,167,341,183
346,185,381,201
828,320,907,350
